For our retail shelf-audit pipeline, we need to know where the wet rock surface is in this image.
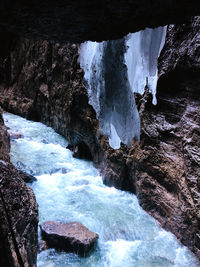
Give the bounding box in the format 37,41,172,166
9,131,24,140
130,85,200,258
0,109,38,266
38,240,49,253
0,108,10,162
40,221,99,254
130,17,200,259
0,17,199,259
0,161,38,266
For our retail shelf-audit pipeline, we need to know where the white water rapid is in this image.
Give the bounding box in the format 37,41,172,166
3,113,199,267
79,26,167,149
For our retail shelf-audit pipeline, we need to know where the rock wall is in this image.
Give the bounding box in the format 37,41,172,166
0,108,10,162
128,16,200,258
0,161,38,267
0,17,199,259
0,111,38,265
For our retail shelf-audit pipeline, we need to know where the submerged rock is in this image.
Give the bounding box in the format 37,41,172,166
38,240,49,253
17,170,37,183
73,179,89,186
49,168,68,175
40,221,99,255
10,131,24,140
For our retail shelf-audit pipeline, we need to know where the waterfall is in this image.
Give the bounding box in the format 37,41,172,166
79,26,167,149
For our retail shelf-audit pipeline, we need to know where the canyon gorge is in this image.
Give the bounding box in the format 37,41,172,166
0,2,200,266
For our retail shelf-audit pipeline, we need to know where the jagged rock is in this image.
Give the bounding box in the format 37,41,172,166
40,221,99,254
0,161,38,267
127,17,200,258
0,108,10,162
0,108,38,266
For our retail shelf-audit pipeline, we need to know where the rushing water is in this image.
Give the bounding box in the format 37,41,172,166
3,113,199,267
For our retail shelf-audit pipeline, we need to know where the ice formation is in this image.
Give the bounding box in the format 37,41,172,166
78,26,167,149
125,26,167,104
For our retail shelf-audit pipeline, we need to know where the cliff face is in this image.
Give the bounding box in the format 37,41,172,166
0,41,102,163
0,17,199,259
128,16,200,258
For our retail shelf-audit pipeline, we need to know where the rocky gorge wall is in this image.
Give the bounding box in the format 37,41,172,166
0,16,199,260
0,107,10,162
0,108,38,265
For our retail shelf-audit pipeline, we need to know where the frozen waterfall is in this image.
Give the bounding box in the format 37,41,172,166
125,26,167,105
78,26,167,149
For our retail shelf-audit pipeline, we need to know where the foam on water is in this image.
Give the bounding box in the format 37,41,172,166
3,113,199,267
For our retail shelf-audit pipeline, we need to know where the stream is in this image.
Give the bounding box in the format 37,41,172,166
3,113,199,267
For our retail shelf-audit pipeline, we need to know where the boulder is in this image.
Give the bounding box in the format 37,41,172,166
40,221,98,255
17,170,37,183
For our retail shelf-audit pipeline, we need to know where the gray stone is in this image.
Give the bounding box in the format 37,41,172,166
40,221,98,255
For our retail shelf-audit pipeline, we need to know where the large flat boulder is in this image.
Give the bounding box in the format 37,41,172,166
40,221,99,255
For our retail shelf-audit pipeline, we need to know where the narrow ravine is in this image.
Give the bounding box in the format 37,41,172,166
3,113,199,267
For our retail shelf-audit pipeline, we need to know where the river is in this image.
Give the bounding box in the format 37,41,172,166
3,113,199,267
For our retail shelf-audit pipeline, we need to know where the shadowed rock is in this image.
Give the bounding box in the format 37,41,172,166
0,161,38,267
17,170,37,183
0,109,10,162
0,109,38,266
0,1,200,43
40,221,99,255
38,240,49,253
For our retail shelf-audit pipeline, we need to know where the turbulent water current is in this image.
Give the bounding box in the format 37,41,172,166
3,113,199,267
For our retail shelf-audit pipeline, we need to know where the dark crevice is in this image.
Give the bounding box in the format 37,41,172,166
67,141,93,161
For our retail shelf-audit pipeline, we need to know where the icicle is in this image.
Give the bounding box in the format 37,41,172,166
78,26,167,149
79,38,140,148
125,26,167,105
109,124,121,149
